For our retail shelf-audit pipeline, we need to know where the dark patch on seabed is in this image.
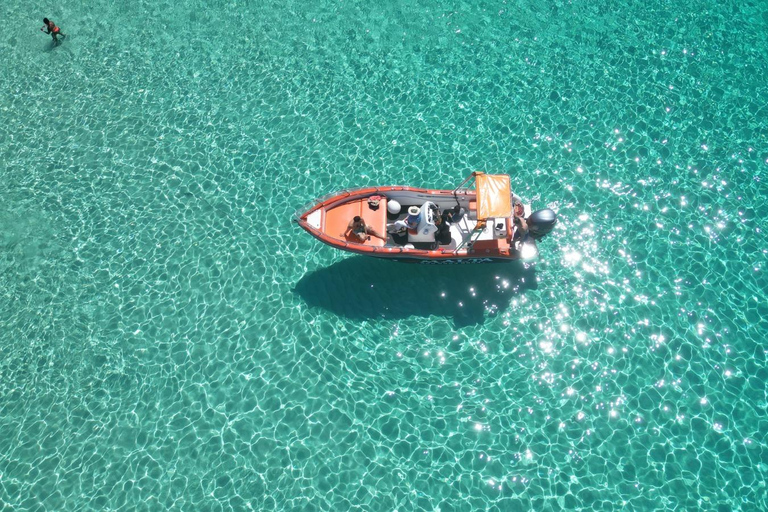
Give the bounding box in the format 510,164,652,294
294,256,538,327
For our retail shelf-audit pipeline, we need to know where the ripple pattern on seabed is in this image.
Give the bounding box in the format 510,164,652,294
1,0,767,510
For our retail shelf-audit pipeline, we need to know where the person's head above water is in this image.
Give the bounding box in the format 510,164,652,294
43,18,50,24
353,216,362,223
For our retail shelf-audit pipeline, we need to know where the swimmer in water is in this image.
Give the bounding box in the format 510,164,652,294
41,18,66,45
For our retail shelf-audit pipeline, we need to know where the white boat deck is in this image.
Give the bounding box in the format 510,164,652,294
444,215,503,249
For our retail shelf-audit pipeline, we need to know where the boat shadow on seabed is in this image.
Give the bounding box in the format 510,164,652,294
294,256,538,328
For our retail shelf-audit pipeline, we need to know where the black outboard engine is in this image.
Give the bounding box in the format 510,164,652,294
527,209,558,239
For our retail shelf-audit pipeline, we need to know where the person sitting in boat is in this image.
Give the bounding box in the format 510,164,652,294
512,202,529,241
342,216,388,243
387,206,420,234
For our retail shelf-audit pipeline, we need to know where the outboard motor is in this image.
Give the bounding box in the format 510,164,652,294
527,208,558,239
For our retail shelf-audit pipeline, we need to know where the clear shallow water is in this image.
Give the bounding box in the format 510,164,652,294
2,0,767,510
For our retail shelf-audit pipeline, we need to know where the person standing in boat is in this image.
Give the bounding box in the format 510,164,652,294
434,213,452,245
441,204,463,224
342,216,387,243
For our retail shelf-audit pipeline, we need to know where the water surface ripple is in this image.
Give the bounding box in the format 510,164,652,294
1,0,767,510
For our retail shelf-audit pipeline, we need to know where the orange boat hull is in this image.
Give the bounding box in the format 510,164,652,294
294,184,531,263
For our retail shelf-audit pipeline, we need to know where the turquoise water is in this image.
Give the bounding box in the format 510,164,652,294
2,0,767,510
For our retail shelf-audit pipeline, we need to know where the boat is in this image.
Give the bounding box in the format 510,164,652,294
293,172,557,263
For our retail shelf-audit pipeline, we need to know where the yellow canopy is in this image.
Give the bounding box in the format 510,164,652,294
475,173,511,220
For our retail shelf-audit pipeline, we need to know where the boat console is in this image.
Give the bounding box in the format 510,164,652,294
407,202,439,243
